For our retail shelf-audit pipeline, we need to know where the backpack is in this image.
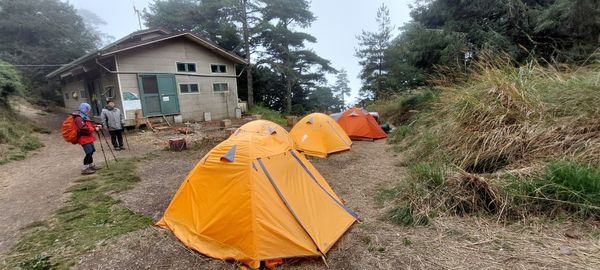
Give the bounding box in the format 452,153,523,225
62,115,79,144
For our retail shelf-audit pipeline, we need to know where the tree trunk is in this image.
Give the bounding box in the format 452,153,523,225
285,75,292,113
241,0,253,108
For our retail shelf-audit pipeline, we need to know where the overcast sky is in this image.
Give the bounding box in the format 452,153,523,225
66,0,413,104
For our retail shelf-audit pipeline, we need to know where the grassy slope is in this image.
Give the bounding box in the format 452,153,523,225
3,158,153,269
0,105,47,164
375,60,600,224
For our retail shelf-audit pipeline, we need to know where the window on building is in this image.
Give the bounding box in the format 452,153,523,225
103,86,115,99
211,64,227,73
64,92,69,100
213,83,228,92
177,62,196,72
179,83,199,93
80,90,87,99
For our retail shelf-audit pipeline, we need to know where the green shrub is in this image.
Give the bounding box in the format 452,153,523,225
0,59,24,105
248,105,287,126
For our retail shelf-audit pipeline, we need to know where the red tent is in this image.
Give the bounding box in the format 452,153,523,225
337,108,387,140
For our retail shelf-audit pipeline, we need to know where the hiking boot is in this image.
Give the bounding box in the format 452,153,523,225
81,167,96,175
115,147,122,151
89,164,102,171
119,147,126,151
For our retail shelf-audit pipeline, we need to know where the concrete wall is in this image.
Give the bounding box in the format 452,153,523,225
115,37,239,121
62,79,85,111
61,73,121,114
175,75,238,120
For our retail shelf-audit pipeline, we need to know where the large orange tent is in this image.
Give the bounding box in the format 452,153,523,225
336,108,387,140
233,119,294,147
290,113,352,158
157,120,357,268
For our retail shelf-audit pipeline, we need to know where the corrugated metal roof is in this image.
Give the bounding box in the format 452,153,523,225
46,29,246,78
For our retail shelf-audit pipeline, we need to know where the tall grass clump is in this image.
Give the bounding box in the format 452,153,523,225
510,160,600,218
381,53,600,223
248,104,287,126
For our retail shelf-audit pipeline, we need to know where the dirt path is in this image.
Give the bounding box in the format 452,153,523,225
0,106,152,256
76,139,600,269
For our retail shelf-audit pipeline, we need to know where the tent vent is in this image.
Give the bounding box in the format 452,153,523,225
267,127,277,134
307,117,314,124
349,112,358,117
220,145,237,162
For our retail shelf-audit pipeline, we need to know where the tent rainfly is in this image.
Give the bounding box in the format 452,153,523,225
336,108,387,140
290,113,352,158
157,120,357,268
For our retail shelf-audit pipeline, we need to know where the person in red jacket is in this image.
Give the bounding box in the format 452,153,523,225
74,103,102,175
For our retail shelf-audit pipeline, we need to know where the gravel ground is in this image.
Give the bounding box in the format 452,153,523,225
76,140,600,269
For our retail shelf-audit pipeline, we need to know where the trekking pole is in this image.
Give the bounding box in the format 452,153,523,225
99,129,118,162
123,128,131,152
95,130,110,169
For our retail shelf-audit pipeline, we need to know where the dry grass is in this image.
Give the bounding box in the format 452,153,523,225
380,54,600,222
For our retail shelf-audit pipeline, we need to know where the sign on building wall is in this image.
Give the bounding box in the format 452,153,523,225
122,91,142,111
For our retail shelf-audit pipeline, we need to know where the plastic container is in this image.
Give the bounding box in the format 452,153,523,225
168,138,187,151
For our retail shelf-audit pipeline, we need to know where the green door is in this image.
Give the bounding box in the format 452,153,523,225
138,74,180,117
156,74,179,115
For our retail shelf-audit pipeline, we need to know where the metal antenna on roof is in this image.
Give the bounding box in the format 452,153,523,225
133,3,142,30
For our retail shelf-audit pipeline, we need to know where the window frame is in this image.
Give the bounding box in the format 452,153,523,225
210,64,227,74
212,82,229,93
102,85,115,99
178,83,200,94
176,62,197,73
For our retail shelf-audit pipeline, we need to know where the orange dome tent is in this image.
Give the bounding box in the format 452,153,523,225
290,113,352,158
336,108,387,140
157,120,357,269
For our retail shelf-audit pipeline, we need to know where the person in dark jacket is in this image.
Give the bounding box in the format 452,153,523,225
100,99,125,151
74,103,102,175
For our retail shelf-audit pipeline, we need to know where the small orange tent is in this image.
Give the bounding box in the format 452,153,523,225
157,120,357,268
290,113,352,158
336,108,387,140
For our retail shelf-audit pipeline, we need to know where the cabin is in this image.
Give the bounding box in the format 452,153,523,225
46,29,247,125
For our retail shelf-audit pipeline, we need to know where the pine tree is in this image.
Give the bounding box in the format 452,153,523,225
333,68,351,108
355,4,394,101
260,0,334,113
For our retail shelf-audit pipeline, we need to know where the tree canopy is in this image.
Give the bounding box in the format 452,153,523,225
358,0,600,103
355,4,394,101
0,0,100,104
0,59,23,105
145,0,337,113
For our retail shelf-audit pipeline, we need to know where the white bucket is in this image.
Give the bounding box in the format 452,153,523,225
174,115,183,124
